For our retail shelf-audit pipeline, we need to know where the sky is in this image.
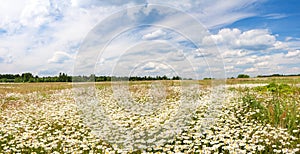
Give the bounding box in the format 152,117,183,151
0,0,299,78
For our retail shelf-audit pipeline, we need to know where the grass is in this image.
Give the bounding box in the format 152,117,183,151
235,82,300,152
0,77,300,153
226,76,300,85
242,82,300,133
0,82,72,110
0,82,71,94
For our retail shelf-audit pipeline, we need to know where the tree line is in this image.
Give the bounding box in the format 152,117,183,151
0,72,182,82
0,73,71,82
1,72,298,82
257,74,300,77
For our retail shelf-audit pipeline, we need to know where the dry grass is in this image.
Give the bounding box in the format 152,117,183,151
0,83,72,110
0,82,72,94
226,76,300,85
1,76,299,94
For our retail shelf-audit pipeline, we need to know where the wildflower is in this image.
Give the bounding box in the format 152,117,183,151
273,149,281,153
257,145,264,151
292,130,299,133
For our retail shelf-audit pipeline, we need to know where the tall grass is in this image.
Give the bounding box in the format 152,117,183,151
241,82,300,146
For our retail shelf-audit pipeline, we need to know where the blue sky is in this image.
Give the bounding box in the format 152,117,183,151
0,0,299,78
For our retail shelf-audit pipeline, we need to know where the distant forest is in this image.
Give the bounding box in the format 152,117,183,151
257,74,300,77
0,72,182,82
0,72,299,82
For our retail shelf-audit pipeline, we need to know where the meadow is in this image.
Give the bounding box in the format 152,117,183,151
0,77,299,153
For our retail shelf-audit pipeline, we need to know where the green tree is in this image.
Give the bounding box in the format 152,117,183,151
237,74,250,78
21,73,34,82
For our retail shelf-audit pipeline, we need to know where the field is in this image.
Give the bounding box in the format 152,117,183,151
0,78,300,153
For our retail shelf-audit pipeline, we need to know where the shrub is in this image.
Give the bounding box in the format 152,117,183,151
237,74,250,78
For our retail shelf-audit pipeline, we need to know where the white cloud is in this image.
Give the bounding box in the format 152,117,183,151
236,57,256,65
237,29,276,50
167,50,186,61
225,65,234,71
244,67,258,73
201,28,300,76
0,48,13,64
142,29,166,40
20,0,51,27
222,49,248,58
254,61,269,67
273,41,288,50
193,48,212,57
203,28,277,51
142,61,169,71
285,50,300,58
0,0,298,77
150,0,261,29
263,13,287,20
0,0,26,32
1,1,261,76
48,51,72,64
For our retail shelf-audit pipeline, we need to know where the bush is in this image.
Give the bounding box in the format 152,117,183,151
237,74,250,78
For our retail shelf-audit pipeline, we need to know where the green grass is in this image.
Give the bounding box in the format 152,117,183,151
238,82,300,151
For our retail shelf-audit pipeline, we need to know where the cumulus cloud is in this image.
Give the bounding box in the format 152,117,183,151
142,29,166,40
20,0,51,27
201,27,300,77
48,51,72,64
285,50,300,58
0,0,263,76
142,61,169,71
0,0,298,77
236,57,257,65
193,48,213,58
203,28,277,51
244,67,258,73
254,61,269,67
0,0,26,34
166,50,186,61
238,29,276,50
222,49,248,58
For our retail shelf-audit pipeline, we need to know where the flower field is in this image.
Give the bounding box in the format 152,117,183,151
0,80,299,153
